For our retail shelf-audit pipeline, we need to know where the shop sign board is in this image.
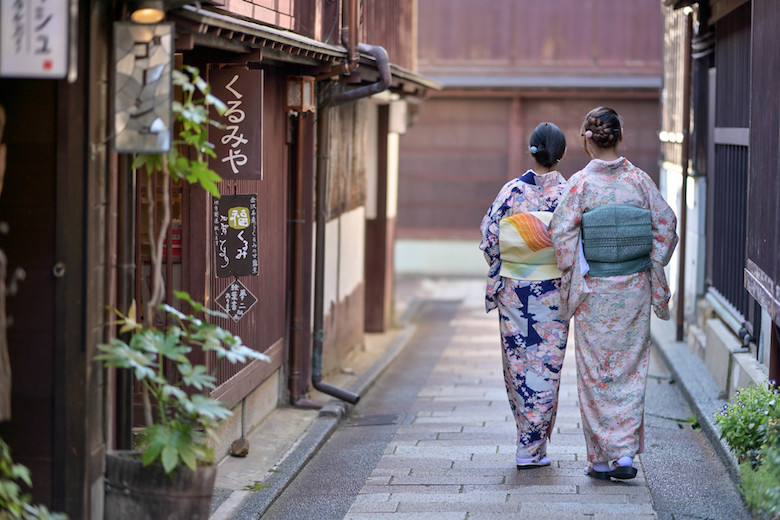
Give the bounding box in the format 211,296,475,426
1,0,69,78
213,193,259,277
209,68,263,180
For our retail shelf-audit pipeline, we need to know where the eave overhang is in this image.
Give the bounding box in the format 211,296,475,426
168,5,440,95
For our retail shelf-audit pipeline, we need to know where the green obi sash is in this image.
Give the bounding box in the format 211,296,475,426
581,204,652,277
499,211,561,281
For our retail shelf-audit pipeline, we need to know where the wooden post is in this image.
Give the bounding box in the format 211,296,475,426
0,105,9,422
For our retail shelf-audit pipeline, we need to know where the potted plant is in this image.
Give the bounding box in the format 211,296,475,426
98,66,268,519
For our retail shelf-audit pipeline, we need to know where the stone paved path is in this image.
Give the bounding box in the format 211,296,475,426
344,289,657,519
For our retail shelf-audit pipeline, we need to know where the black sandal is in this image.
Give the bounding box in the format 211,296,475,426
584,462,637,480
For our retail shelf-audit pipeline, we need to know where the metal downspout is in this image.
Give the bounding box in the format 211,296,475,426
289,113,321,408
311,43,392,404
676,12,692,341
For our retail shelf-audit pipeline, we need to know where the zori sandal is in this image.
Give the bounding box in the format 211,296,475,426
516,454,551,469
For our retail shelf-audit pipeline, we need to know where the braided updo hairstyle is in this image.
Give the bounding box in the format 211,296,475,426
529,122,566,168
582,106,622,156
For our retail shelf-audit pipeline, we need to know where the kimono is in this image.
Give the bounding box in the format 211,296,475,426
479,170,570,459
549,157,678,464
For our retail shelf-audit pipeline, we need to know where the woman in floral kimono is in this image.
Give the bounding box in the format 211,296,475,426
480,122,570,468
550,107,678,480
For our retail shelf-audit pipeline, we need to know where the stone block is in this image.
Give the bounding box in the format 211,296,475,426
704,318,740,393
730,351,769,399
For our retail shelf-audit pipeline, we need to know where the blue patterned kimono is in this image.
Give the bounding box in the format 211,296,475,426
479,170,570,459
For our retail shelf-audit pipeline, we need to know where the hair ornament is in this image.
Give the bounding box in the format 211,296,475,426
584,130,593,138
529,145,538,153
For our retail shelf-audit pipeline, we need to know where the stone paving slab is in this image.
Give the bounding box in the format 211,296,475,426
344,298,657,519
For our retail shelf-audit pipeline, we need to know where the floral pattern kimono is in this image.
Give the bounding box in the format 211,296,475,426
480,170,570,459
549,157,678,464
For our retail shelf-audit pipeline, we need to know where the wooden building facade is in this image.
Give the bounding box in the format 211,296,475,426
660,0,779,401
396,0,663,275
0,1,434,517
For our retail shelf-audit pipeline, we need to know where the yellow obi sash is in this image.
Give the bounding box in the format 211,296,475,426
498,211,561,281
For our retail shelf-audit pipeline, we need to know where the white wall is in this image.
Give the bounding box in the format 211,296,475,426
395,239,486,277
323,206,366,311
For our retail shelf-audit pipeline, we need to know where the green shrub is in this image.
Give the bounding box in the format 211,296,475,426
0,437,67,520
713,381,780,463
739,421,780,519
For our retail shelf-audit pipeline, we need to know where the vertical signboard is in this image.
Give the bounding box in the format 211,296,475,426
213,194,259,277
0,0,69,78
209,68,263,180
112,22,173,153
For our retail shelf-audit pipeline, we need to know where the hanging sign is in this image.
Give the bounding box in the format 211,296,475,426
209,68,264,180
213,193,259,277
0,0,69,78
112,22,173,153
215,279,257,323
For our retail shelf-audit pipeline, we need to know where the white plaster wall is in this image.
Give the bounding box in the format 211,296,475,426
323,218,340,311
338,206,365,299
395,239,486,277
387,132,400,219
661,163,708,321
364,104,380,220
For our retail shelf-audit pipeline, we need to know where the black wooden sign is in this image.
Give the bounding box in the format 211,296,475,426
213,194,259,277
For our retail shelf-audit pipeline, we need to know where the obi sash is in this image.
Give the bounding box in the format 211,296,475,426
499,211,561,281
581,204,652,277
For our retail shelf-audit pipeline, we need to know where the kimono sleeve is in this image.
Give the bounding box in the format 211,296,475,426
479,182,517,312
643,174,679,267
550,179,584,272
641,172,679,319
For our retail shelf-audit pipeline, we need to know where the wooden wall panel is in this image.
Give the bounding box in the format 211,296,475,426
206,67,287,397
0,80,58,506
398,95,659,239
746,0,780,327
418,0,661,75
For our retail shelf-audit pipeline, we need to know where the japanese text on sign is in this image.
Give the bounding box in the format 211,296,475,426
213,194,259,277
215,279,257,323
1,0,69,78
209,69,263,181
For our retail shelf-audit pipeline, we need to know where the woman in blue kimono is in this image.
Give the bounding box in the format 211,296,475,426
479,122,570,468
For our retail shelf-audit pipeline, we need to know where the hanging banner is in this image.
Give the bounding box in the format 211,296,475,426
112,22,173,153
209,68,263,180
213,193,259,277
0,0,69,78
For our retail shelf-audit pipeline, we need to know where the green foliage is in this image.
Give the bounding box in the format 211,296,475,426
97,293,270,476
739,421,780,519
0,438,68,520
131,65,227,198
714,381,780,463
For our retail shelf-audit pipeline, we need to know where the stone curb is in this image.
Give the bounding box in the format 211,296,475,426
650,316,741,483
211,321,418,519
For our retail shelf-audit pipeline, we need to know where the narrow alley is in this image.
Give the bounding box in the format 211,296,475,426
214,278,750,520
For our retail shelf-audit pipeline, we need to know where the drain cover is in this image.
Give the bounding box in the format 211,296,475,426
346,414,402,427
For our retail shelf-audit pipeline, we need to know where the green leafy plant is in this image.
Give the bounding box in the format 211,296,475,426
98,67,268,476
714,381,780,463
0,437,67,520
98,292,269,475
739,419,780,519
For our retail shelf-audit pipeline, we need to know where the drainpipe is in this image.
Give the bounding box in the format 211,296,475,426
676,11,692,341
289,113,321,409
312,43,392,404
341,0,359,71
